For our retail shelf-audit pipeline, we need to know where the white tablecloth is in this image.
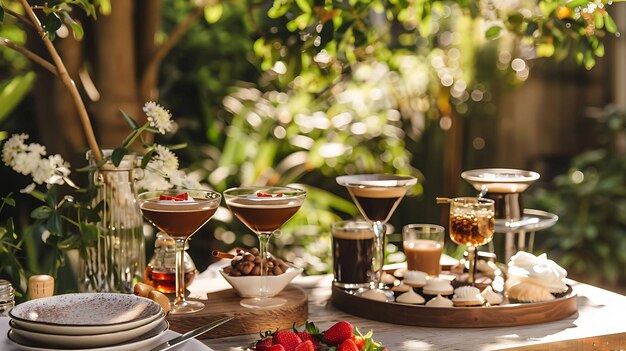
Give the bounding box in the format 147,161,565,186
0,317,212,351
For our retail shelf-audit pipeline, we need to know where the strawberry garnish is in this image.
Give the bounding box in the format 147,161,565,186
294,340,315,351
256,192,284,198
159,193,189,201
323,321,353,346
272,331,302,351
265,345,286,351
337,338,359,351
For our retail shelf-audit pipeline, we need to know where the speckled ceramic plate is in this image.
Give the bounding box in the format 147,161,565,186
7,320,168,351
9,312,165,348
9,293,163,335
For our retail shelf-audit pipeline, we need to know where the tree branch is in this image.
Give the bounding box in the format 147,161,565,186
18,0,102,162
140,6,205,101
0,37,58,76
4,6,35,28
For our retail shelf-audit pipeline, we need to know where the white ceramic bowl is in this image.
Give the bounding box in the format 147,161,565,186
219,263,303,297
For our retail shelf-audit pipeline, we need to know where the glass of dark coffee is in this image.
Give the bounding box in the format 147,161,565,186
331,220,374,289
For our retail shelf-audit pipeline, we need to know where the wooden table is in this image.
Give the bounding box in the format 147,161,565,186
200,274,626,351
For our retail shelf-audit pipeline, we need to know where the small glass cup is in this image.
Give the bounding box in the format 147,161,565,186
402,224,445,277
448,197,495,285
331,221,375,289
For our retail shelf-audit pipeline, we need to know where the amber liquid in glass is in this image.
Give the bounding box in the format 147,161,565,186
143,265,196,294
449,213,495,247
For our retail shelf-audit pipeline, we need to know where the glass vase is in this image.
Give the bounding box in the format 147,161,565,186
79,151,145,293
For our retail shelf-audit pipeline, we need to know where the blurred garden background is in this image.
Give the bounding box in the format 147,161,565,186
0,0,625,297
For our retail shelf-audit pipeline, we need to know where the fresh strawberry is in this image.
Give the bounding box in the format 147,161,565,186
266,345,286,351
255,337,274,350
323,321,353,346
159,192,188,201
337,338,359,351
174,192,188,201
352,335,365,350
294,340,315,351
256,192,283,198
297,332,320,351
272,330,302,351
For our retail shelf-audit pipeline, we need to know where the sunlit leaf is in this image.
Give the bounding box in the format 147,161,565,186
565,0,589,9
485,26,502,40
204,3,223,24
604,13,617,33
61,12,84,40
593,10,603,29
537,43,555,57
295,0,312,13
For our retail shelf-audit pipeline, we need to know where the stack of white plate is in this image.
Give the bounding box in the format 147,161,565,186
7,293,167,351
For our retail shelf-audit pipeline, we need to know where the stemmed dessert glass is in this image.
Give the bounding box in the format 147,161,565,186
448,197,495,285
138,189,221,314
336,174,417,293
224,186,306,309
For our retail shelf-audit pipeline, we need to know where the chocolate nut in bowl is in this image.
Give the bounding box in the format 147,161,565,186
219,263,303,297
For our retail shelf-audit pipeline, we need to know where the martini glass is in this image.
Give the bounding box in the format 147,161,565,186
336,174,417,293
138,189,221,314
224,186,305,309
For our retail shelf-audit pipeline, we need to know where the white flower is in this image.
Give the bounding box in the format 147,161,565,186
41,230,51,243
2,133,28,167
135,169,173,192
20,183,36,194
148,145,179,177
170,170,204,189
32,155,71,185
143,101,174,134
2,133,71,185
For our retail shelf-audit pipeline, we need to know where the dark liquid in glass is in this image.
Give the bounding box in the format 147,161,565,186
228,200,300,233
141,207,217,239
333,233,374,285
354,196,400,222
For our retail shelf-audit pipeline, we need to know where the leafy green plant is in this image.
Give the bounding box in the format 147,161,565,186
0,192,26,293
529,106,626,286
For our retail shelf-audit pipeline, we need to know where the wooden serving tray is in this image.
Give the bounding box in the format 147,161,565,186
331,285,577,328
167,285,307,338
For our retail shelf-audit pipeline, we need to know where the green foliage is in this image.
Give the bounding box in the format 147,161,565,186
528,106,626,286
0,193,27,294
0,72,34,122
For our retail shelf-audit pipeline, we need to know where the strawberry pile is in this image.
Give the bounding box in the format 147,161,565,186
253,321,386,351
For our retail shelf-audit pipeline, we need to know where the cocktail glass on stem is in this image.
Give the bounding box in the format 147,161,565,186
448,197,495,285
336,174,417,294
224,186,305,309
138,189,221,314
